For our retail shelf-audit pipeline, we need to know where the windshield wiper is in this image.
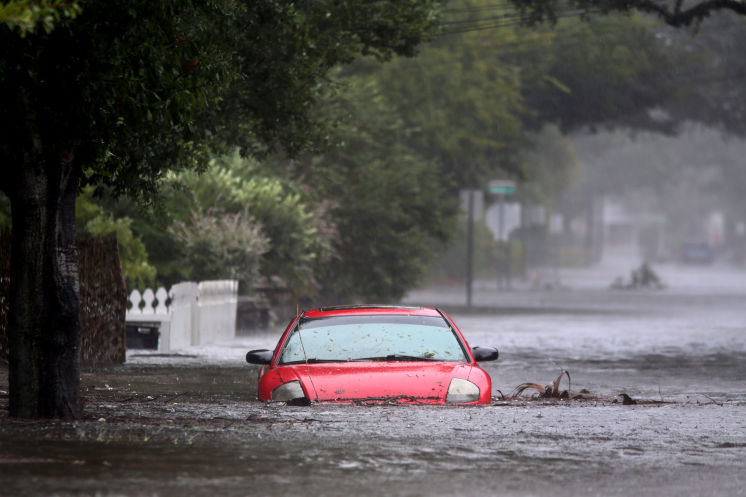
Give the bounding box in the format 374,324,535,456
283,355,441,364
280,358,340,365
352,354,438,362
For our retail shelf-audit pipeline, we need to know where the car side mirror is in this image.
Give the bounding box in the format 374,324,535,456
471,346,498,362
246,349,273,365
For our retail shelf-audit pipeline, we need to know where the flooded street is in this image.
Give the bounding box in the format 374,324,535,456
2,264,746,496
5,2,746,496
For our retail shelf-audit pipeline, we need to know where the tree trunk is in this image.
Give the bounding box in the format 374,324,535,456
7,160,81,419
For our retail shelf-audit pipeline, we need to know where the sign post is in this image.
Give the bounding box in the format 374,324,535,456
465,181,517,305
488,180,516,196
488,180,516,291
488,180,516,240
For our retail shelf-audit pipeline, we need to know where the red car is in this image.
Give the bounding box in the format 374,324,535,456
245,305,498,405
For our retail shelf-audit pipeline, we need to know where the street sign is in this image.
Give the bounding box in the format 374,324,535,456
488,180,516,195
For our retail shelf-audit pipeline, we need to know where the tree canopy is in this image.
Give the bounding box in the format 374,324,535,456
344,1,688,194
1,0,444,197
0,0,444,419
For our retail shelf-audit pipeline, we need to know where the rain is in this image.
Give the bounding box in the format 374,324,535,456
2,1,746,496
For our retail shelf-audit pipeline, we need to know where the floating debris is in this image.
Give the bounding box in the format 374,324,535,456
611,262,665,290
509,369,572,399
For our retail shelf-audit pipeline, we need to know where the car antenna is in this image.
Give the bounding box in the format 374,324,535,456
296,315,319,401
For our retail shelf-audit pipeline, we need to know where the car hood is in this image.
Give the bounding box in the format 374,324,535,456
275,361,474,403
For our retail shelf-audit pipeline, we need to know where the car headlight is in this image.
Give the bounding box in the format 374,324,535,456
272,380,306,402
446,378,480,403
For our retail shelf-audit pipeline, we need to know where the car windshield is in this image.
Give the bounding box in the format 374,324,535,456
278,314,469,364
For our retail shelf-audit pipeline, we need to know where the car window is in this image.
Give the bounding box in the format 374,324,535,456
278,314,468,364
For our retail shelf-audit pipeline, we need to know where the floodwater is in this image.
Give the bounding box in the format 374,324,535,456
1,263,746,496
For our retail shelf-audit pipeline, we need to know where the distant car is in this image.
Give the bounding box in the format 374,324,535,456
246,305,498,405
681,242,714,264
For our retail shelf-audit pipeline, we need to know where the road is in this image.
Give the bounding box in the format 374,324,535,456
1,263,745,496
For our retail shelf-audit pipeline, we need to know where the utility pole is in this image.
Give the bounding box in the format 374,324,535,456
498,191,505,241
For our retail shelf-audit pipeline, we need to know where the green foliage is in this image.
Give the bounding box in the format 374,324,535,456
189,0,446,158
503,3,746,136
0,0,80,36
1,188,155,289
164,153,335,293
75,188,155,290
343,1,679,191
0,0,445,198
661,15,746,135
359,11,528,186
298,73,457,302
169,206,269,290
510,13,687,133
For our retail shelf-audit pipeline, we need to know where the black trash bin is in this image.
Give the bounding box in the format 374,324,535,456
126,322,160,349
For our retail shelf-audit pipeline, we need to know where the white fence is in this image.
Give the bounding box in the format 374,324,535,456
126,280,238,352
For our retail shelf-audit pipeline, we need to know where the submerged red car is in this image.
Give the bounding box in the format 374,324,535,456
245,305,498,405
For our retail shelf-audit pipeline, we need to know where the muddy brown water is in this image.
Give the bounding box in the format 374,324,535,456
2,264,746,496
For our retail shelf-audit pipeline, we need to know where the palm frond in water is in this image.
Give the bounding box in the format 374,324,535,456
546,369,571,397
510,369,572,399
510,382,546,398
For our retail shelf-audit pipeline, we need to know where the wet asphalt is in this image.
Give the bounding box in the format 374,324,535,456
1,263,745,496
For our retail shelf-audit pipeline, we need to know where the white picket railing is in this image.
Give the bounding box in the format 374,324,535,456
126,280,238,352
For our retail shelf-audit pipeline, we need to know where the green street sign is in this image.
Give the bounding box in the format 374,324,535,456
488,180,516,195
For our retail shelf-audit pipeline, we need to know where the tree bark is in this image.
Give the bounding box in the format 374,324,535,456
7,160,81,419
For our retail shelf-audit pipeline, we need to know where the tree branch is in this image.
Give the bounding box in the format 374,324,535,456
620,0,746,27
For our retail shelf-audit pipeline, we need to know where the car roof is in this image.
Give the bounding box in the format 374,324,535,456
302,305,442,319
